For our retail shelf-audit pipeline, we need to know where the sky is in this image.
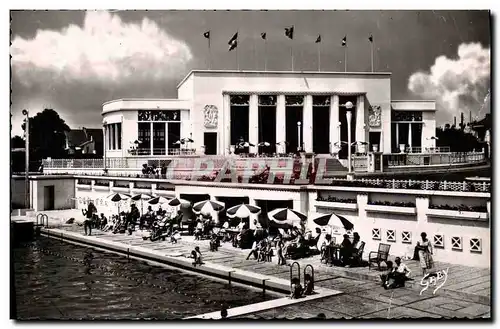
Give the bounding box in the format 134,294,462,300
10,10,491,136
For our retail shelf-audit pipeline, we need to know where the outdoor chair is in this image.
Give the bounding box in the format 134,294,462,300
368,243,391,271
349,241,365,266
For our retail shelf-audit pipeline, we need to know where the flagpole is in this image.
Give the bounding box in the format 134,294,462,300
317,41,321,71
371,41,374,72
208,36,212,70
264,38,267,71
344,45,347,72
237,29,240,70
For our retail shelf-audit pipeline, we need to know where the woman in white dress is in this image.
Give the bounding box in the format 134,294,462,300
416,232,434,276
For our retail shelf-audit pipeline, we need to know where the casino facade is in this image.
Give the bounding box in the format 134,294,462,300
102,70,437,159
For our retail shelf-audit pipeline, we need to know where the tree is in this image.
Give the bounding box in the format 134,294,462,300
436,125,482,152
11,135,25,149
21,109,70,161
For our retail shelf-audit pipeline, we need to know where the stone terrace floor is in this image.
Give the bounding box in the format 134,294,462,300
13,210,492,320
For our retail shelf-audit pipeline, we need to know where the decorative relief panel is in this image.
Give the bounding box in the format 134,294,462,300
368,105,381,127
204,105,218,129
138,110,180,122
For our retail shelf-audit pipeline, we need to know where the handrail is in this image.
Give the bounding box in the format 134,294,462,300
304,264,315,292
289,261,300,290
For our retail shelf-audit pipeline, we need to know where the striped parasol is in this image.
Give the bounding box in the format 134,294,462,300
313,213,354,231
192,200,225,216
226,204,261,218
268,208,307,228
168,197,191,207
131,194,152,215
148,196,171,205
107,193,131,202
107,193,130,215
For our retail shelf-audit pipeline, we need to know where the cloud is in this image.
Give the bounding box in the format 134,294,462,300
11,10,193,85
10,11,194,136
408,43,490,124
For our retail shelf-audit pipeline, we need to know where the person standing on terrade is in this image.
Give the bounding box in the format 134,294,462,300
416,232,434,276
82,201,97,236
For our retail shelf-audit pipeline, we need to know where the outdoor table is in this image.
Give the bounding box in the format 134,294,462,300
325,245,341,264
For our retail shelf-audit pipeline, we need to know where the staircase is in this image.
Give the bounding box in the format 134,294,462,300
323,158,347,177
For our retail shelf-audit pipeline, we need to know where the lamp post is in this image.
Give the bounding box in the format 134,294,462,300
297,121,302,152
22,109,30,209
345,101,354,173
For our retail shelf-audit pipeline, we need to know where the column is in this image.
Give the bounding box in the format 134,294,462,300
356,95,366,143
114,123,119,151
249,197,258,229
165,122,169,155
395,123,399,150
408,123,412,150
108,124,113,150
150,122,154,156
303,95,313,153
276,95,286,154
211,195,219,224
329,95,339,153
249,94,259,154
223,94,231,155
180,110,190,152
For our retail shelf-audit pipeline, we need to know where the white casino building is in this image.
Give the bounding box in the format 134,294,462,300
102,70,437,159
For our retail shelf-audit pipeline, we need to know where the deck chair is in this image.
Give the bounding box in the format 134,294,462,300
368,243,391,271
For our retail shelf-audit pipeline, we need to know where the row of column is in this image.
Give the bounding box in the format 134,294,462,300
105,123,121,150
223,94,366,155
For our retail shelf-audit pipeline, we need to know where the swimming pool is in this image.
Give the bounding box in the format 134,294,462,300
12,237,274,320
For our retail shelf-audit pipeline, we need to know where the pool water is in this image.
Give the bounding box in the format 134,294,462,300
12,237,274,320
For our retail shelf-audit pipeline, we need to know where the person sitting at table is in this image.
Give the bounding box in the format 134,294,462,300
340,234,353,266
194,220,204,240
320,234,334,263
303,273,314,295
99,213,107,230
157,206,165,217
237,219,246,231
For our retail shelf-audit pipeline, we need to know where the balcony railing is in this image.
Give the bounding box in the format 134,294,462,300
327,178,490,193
384,151,485,167
128,148,196,156
406,146,451,153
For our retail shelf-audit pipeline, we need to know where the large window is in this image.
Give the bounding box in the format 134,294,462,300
230,95,249,149
105,123,122,150
391,110,423,152
258,95,276,155
285,95,304,153
168,122,181,152
138,123,151,154
136,110,181,155
153,123,165,155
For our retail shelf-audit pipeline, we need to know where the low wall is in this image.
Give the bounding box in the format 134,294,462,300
26,175,491,268
310,187,490,268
